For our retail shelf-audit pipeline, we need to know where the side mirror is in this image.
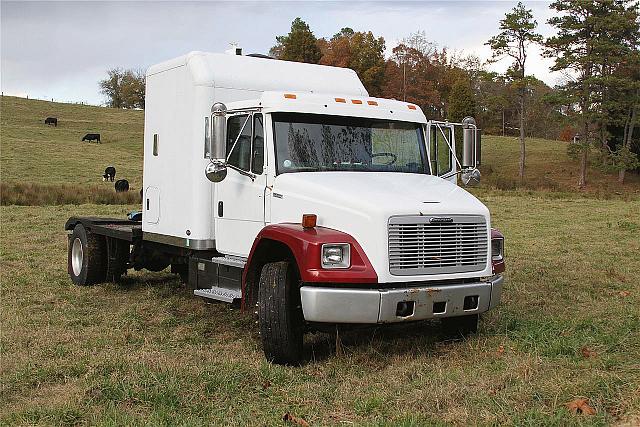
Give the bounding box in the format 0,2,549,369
461,168,481,186
205,102,228,183
462,116,479,168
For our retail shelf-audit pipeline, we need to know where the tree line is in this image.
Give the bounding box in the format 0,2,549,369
99,0,639,188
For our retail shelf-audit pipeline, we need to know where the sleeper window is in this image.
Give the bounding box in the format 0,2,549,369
226,114,251,171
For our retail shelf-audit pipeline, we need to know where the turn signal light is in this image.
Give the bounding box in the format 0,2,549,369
302,214,317,228
351,99,363,104
408,105,417,110
335,98,346,103
284,93,297,99
367,100,378,106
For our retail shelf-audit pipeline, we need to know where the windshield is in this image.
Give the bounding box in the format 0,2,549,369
273,113,430,175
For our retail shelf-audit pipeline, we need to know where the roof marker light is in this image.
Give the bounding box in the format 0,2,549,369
335,98,346,103
284,94,297,99
408,105,417,110
351,99,363,104
302,214,317,228
367,100,378,106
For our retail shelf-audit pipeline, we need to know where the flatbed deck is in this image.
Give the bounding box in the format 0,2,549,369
65,217,142,242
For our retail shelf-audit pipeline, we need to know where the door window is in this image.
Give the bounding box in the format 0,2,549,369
430,125,453,176
252,114,264,174
226,114,252,171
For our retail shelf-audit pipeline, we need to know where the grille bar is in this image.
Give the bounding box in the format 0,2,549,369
388,215,488,276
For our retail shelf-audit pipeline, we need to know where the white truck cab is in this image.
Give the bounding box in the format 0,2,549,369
66,51,505,365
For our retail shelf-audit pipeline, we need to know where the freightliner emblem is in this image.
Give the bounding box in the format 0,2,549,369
429,217,454,224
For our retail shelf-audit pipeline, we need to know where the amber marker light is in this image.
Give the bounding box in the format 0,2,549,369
284,94,297,99
302,214,317,228
351,99,363,104
367,100,378,106
408,105,417,110
335,98,346,103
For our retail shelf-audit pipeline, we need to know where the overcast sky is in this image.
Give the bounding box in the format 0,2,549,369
1,0,560,105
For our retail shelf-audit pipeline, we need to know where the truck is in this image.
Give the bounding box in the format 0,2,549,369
65,49,505,365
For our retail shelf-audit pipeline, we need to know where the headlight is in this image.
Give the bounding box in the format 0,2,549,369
321,243,351,269
491,237,504,261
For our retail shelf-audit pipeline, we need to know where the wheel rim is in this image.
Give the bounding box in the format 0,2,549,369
71,238,83,276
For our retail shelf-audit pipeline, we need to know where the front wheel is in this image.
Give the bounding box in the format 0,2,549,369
68,224,107,285
258,261,304,365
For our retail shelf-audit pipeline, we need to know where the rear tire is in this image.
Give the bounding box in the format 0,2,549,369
441,314,479,337
258,261,304,365
68,224,107,285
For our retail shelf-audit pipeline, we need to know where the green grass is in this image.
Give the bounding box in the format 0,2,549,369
1,196,639,425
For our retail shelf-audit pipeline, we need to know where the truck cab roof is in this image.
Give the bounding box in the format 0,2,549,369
227,91,427,124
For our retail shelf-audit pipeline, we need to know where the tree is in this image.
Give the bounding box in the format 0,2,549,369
270,18,321,64
487,2,542,180
448,79,477,123
319,28,386,96
545,0,639,188
99,68,145,109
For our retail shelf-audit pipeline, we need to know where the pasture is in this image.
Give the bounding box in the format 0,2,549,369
1,96,639,425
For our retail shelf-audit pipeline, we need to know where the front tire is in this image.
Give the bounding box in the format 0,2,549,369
258,261,304,365
68,224,107,285
441,314,479,337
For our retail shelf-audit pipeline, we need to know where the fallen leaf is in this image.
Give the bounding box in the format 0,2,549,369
283,413,310,427
580,346,597,358
496,345,505,356
262,380,271,390
567,398,596,415
619,291,631,297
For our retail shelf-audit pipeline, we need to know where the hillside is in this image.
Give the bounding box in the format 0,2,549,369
1,96,638,204
1,96,143,186
480,135,640,195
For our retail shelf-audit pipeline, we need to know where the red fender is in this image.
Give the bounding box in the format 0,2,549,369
243,223,377,286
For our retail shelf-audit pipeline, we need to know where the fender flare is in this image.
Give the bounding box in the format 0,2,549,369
241,223,378,309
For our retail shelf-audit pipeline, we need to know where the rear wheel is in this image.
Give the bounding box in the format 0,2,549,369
258,261,304,365
441,314,479,337
68,224,107,285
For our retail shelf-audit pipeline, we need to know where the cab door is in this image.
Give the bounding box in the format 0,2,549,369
215,112,267,257
428,122,456,184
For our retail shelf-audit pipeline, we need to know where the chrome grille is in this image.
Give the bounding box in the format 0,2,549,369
388,215,488,276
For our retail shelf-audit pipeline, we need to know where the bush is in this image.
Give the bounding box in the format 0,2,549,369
1,183,141,206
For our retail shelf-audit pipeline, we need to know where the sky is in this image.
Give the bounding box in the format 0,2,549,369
1,0,561,106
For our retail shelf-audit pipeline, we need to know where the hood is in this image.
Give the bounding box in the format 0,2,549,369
269,172,492,283
271,172,489,220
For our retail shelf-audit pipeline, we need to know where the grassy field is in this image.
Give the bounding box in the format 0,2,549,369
1,96,143,204
1,96,640,425
1,197,639,425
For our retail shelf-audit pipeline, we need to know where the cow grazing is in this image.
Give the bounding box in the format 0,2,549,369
44,117,58,127
103,166,116,182
115,179,129,192
82,133,100,143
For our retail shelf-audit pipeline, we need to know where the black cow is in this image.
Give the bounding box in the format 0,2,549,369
103,166,116,182
115,179,129,192
44,117,58,127
82,133,100,143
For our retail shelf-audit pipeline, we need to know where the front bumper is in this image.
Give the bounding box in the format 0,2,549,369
300,275,504,324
